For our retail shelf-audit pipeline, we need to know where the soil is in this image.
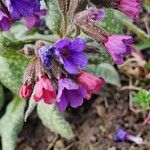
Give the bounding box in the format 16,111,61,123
16,87,150,150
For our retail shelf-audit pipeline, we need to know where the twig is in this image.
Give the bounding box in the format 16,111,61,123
62,142,76,150
143,110,150,126
46,134,59,150
120,86,142,91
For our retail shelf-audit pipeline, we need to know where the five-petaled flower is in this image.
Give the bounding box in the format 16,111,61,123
55,38,88,74
104,35,133,65
33,76,56,104
77,72,105,100
117,0,141,21
56,78,86,111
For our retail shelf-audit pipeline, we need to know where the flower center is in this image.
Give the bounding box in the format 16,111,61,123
61,48,70,58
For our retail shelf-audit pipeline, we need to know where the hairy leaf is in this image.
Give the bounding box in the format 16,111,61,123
0,50,28,94
86,63,121,86
0,97,25,150
45,0,62,35
37,102,74,139
97,8,123,34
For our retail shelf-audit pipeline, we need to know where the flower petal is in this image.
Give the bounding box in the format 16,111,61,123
55,38,71,50
69,38,86,52
56,91,69,111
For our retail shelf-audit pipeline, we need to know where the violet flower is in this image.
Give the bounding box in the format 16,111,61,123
5,0,40,20
117,0,141,21
55,38,88,74
104,35,133,65
56,78,86,111
0,11,11,31
38,45,55,69
114,128,143,145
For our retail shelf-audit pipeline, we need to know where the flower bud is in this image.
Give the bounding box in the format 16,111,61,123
77,72,105,99
19,84,33,99
33,76,56,104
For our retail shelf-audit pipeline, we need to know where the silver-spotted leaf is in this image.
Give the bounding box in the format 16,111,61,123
37,102,74,139
0,50,28,94
45,0,62,35
0,97,25,150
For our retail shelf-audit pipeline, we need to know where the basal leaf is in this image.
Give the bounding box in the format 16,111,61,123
0,97,25,150
37,102,74,139
0,50,28,94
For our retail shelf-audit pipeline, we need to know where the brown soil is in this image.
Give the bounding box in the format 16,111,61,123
16,88,150,150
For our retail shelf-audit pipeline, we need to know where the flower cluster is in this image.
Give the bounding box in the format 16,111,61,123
18,1,140,111
0,0,46,31
19,39,105,111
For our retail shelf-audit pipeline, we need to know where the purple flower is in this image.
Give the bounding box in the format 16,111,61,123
56,78,86,111
55,38,88,74
88,9,105,23
5,0,40,20
24,9,47,29
114,128,143,144
114,128,128,141
38,45,55,69
117,0,141,21
104,35,133,65
0,11,11,31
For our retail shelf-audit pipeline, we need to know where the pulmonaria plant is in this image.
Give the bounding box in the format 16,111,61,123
17,0,141,112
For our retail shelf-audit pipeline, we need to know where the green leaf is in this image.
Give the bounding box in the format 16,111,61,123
37,102,74,139
86,63,121,86
97,8,123,34
114,10,150,40
0,50,28,94
136,39,150,50
87,41,112,64
45,0,62,35
0,97,26,150
24,94,37,122
0,84,4,111
134,90,150,110
2,23,58,43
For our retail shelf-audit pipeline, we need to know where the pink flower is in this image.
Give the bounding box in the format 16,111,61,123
77,72,105,100
33,76,56,104
19,84,33,99
104,35,133,65
117,0,141,21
